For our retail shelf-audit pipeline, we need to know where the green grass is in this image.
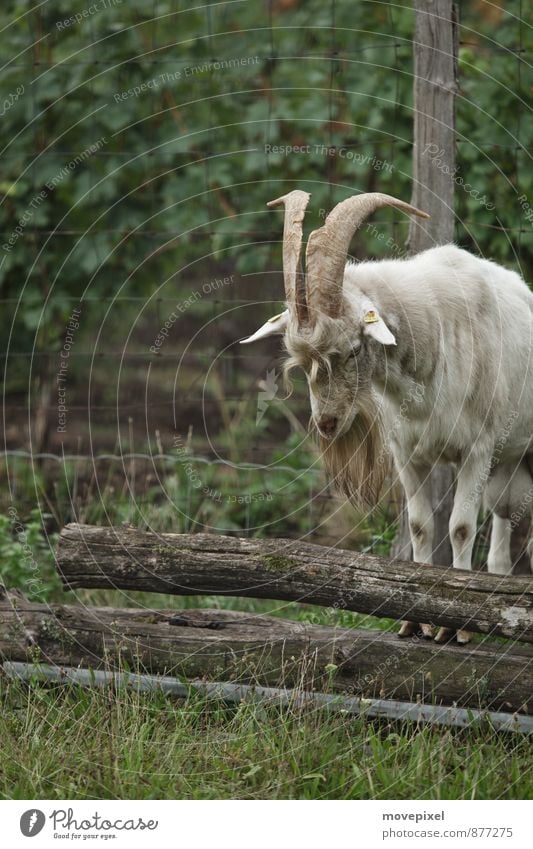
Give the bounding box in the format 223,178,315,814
0,678,531,800
0,573,530,800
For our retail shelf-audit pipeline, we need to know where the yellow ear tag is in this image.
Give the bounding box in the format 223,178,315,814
363,309,380,324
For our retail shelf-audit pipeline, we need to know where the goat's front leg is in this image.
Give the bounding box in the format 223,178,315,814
435,451,489,645
396,461,434,639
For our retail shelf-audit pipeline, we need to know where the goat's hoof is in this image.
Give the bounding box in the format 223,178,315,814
456,629,472,645
398,621,433,639
434,626,454,643
434,627,472,645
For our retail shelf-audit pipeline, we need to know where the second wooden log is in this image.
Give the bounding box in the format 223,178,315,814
0,592,531,712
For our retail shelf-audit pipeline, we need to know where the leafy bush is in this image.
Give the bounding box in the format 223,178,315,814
0,511,61,599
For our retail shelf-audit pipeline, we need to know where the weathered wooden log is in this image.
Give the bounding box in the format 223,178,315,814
56,524,533,643
1,591,531,711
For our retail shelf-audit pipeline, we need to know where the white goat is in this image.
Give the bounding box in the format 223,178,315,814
242,190,533,643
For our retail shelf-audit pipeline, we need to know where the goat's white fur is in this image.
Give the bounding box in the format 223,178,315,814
244,242,533,585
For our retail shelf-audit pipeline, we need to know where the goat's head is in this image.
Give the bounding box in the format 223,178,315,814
241,190,429,503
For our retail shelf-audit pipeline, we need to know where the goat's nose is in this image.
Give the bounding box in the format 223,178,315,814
318,416,338,436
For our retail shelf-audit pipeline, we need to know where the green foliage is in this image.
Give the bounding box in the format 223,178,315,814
0,1,530,394
360,507,398,557
35,419,323,537
0,511,60,599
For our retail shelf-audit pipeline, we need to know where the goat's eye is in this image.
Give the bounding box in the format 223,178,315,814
346,344,361,362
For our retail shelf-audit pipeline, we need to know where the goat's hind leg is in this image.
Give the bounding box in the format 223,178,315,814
487,514,512,575
396,460,435,639
435,449,490,645
485,459,533,575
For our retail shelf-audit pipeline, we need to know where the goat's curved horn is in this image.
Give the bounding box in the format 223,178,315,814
305,192,430,320
267,190,311,326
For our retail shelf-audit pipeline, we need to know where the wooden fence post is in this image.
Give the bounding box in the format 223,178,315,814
393,0,458,566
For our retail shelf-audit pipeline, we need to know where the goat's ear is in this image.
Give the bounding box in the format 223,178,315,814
240,309,288,344
361,306,396,346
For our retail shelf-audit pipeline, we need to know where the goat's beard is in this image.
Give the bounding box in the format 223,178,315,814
317,398,389,509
